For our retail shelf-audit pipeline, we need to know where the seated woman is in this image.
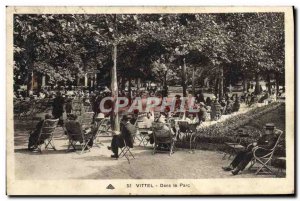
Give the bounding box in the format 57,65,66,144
28,114,52,152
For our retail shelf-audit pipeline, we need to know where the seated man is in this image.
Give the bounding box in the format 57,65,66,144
108,115,136,159
28,114,53,151
222,123,282,175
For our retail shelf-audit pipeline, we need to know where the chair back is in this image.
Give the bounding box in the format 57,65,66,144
168,118,176,128
98,118,110,132
80,112,94,126
136,121,148,129
152,123,173,144
72,100,82,114
178,121,189,133
65,120,84,142
83,103,92,112
271,130,283,151
38,119,59,141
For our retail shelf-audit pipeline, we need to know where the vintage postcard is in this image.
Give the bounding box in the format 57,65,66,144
6,6,294,195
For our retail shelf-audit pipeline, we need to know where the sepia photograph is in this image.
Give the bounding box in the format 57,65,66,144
6,6,294,195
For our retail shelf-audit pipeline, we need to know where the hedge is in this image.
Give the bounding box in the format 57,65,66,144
176,102,285,156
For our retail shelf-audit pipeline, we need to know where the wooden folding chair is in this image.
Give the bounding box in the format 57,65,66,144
65,120,94,154
35,119,59,152
95,118,111,137
152,122,175,156
80,112,94,127
135,121,152,146
118,138,135,164
249,131,283,175
93,118,111,147
178,121,197,152
72,100,82,116
83,102,92,112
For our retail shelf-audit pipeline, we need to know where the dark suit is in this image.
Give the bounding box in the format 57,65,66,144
231,133,279,171
28,120,44,150
111,122,135,155
198,107,207,122
52,95,65,119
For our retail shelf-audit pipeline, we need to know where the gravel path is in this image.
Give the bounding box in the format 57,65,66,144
14,127,277,180
13,102,283,180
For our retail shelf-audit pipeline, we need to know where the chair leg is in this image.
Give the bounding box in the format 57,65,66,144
255,159,274,175
248,159,256,170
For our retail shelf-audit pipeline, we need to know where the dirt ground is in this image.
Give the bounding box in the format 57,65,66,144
13,115,281,180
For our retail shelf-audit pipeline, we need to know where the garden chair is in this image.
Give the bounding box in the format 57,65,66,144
80,112,94,127
35,119,59,152
93,118,111,147
248,130,283,175
83,102,92,112
72,100,82,116
118,136,135,164
135,120,152,146
223,129,249,159
152,122,175,156
95,118,111,137
64,120,94,154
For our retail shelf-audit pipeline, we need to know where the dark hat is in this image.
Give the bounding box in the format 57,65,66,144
68,114,78,120
264,123,275,130
122,115,129,122
45,114,53,119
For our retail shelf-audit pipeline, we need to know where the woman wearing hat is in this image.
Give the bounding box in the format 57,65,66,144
222,123,282,175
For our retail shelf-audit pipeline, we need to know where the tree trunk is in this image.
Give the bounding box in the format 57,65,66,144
218,65,224,99
197,68,204,88
128,77,132,100
275,72,280,96
267,71,272,94
255,72,260,95
243,75,248,92
182,58,187,97
111,43,119,132
121,77,126,91
214,77,219,98
164,72,167,87
192,66,196,96
137,77,141,91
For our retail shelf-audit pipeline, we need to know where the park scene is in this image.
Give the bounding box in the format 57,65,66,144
13,13,286,179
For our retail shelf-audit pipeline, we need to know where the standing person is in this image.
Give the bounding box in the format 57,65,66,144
232,97,240,112
52,91,65,125
205,97,212,107
211,99,222,121
198,102,207,122
196,90,205,103
222,123,282,175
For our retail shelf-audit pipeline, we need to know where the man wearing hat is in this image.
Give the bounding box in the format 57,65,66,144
222,123,282,175
108,115,136,159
